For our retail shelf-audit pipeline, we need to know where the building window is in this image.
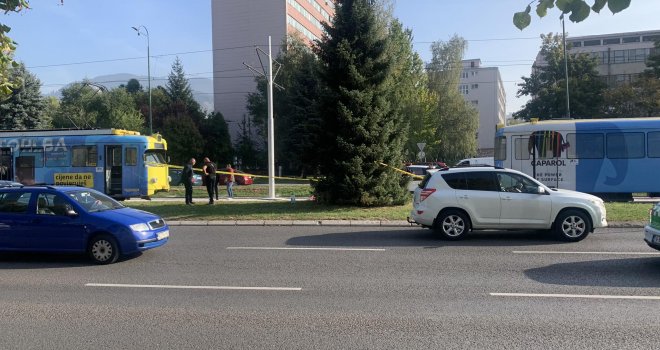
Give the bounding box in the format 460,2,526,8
612,50,626,63
643,35,660,42
570,41,582,47
286,15,318,42
471,100,478,106
603,38,620,45
623,36,640,43
459,84,469,95
583,39,601,46
461,71,468,79
471,84,479,89
471,70,478,76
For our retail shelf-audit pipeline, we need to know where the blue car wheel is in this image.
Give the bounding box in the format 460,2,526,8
88,234,119,264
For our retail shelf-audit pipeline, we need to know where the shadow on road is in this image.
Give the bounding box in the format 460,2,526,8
525,257,660,288
286,228,567,248
0,252,141,269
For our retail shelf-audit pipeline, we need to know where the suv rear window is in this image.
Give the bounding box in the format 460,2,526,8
441,173,467,190
465,172,498,191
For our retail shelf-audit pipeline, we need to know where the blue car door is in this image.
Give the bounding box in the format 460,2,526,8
0,191,33,250
25,192,88,252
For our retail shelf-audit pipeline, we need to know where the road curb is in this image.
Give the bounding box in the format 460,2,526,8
164,220,645,228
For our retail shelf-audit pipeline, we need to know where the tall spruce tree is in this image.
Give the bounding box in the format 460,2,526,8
0,63,50,129
165,57,205,126
314,0,408,206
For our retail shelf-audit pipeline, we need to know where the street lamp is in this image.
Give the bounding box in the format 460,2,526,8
132,25,152,134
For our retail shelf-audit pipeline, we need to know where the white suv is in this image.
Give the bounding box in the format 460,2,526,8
409,167,607,241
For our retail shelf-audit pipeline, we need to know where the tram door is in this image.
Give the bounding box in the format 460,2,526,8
15,155,35,185
0,148,12,181
512,135,530,175
105,146,123,195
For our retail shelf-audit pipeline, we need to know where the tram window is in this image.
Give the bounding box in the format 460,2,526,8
494,136,506,161
20,148,44,167
45,149,70,167
648,132,660,158
126,148,137,166
72,146,98,167
514,138,529,160
607,132,645,159
566,133,604,159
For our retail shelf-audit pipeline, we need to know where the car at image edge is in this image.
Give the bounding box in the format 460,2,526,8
409,166,608,241
644,202,660,251
0,186,169,264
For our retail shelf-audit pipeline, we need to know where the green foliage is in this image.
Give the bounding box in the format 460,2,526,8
234,115,260,169
0,0,29,100
385,19,433,163
200,111,233,166
165,57,204,127
51,81,144,131
125,78,142,94
514,33,606,120
161,114,203,166
426,36,479,163
314,0,408,206
602,75,660,118
246,35,323,176
0,62,50,129
514,0,632,30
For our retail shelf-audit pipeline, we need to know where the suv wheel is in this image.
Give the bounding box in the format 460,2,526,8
88,235,119,264
435,210,471,240
554,210,591,242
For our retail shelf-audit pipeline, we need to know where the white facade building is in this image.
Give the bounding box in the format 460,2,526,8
459,59,506,156
211,0,334,140
533,30,660,86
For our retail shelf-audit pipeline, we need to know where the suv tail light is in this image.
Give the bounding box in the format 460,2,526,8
420,188,436,202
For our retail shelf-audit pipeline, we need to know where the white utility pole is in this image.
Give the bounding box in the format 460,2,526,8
267,36,276,199
243,36,283,200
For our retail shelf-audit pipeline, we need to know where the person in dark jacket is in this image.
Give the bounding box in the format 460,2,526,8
181,158,196,205
202,157,217,205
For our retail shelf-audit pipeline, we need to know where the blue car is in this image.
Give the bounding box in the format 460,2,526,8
0,186,169,264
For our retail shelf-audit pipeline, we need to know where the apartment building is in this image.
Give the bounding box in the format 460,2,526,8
534,30,660,86
459,59,506,156
211,0,334,139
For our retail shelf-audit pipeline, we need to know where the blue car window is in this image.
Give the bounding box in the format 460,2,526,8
0,191,32,213
37,193,74,216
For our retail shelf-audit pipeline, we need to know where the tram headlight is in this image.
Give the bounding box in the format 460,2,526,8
150,177,158,184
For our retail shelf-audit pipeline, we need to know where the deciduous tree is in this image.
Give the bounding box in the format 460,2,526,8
514,33,606,120
514,0,632,30
426,36,479,163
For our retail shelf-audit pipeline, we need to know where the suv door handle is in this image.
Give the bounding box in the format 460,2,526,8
458,195,469,199
502,196,512,201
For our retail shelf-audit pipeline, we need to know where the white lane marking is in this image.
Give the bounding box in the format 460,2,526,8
513,251,660,255
85,283,301,291
226,247,387,251
491,292,660,300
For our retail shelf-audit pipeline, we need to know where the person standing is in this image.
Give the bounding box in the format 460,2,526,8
225,163,235,199
203,157,217,205
181,158,196,205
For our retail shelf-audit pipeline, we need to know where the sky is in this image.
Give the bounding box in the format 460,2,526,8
4,0,660,114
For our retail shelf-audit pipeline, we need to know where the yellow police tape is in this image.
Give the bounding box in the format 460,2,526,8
169,162,423,182
377,162,424,180
168,164,316,182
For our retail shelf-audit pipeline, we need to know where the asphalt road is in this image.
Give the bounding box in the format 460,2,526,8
1,226,659,349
